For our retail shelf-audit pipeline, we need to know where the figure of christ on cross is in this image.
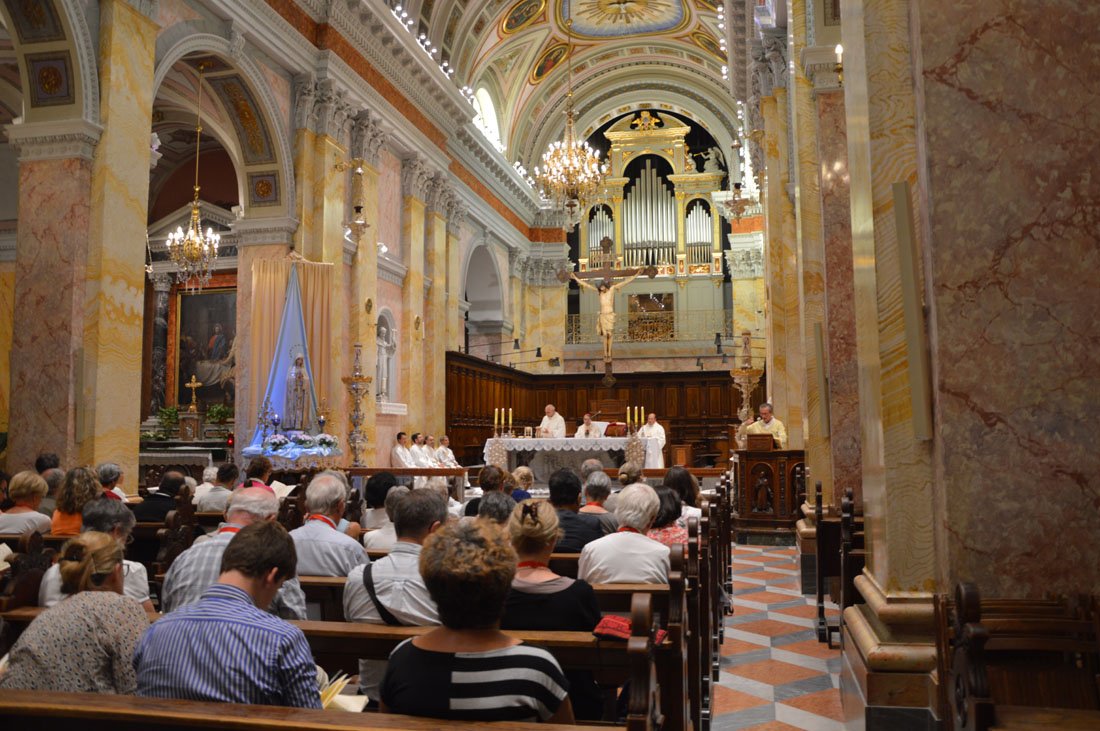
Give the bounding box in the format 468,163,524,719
563,237,658,365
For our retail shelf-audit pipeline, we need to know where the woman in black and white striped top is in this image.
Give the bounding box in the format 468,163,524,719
380,520,573,723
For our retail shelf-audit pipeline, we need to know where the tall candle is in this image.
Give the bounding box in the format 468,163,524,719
494,408,498,429
509,408,513,431
626,408,631,428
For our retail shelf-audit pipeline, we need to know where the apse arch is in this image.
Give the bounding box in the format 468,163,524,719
462,242,505,325
153,33,295,218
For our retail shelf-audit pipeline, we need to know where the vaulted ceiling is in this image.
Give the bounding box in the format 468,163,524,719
410,0,738,168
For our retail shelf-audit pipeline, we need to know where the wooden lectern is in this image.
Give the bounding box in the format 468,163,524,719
746,434,776,451
732,444,805,543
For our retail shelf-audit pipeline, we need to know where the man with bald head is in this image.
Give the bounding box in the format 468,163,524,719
160,486,307,618
538,404,566,438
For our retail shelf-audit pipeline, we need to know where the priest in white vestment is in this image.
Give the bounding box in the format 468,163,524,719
434,435,459,466
538,404,566,438
637,413,666,468
745,403,788,449
391,432,415,468
409,433,440,468
575,413,604,439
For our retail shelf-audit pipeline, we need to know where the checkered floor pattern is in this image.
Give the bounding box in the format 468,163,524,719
712,545,844,731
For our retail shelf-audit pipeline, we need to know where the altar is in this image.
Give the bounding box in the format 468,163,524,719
484,436,660,483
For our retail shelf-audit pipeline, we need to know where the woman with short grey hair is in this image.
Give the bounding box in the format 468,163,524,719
96,462,127,500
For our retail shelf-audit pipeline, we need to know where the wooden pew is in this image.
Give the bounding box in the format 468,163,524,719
0,533,54,615
838,488,866,616
937,581,1100,731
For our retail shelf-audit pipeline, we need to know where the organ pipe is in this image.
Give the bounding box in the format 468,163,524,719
686,203,712,245
623,159,676,248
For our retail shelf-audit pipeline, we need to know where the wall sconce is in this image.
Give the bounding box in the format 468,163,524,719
835,44,844,86
364,298,373,314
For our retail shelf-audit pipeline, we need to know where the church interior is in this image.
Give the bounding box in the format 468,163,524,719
0,0,1096,729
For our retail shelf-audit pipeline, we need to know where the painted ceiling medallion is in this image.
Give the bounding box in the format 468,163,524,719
561,0,689,38
502,0,546,34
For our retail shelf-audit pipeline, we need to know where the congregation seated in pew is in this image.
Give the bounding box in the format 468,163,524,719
290,474,368,577
379,519,574,723
647,487,689,547
132,471,185,524
362,484,408,551
161,487,307,619
477,490,517,526
0,471,51,535
135,522,321,708
663,465,702,529
0,531,149,694
463,464,505,517
503,499,603,720
39,498,154,612
51,467,102,536
96,462,129,501
549,469,603,553
195,463,238,513
579,483,670,584
343,488,448,703
510,465,534,502
578,470,618,535
362,472,397,531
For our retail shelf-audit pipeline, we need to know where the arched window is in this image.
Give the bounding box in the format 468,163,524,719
473,87,503,152
375,310,397,403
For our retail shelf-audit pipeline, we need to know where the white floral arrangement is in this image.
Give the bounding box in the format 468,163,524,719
316,434,339,449
290,433,316,448
263,433,290,451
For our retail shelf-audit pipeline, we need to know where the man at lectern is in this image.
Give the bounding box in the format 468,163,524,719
538,404,566,438
745,403,788,449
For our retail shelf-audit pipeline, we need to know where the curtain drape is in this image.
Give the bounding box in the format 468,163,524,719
247,258,333,436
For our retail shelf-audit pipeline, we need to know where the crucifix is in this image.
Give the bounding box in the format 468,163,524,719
184,374,203,414
560,236,657,385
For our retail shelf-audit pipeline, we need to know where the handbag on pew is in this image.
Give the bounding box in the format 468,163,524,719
592,615,667,645
362,563,405,626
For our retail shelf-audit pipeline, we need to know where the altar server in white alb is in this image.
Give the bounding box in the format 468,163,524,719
637,412,666,468
391,432,415,469
575,413,603,439
538,404,566,438
746,403,788,449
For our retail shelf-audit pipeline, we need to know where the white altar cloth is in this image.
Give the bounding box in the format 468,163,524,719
483,437,661,482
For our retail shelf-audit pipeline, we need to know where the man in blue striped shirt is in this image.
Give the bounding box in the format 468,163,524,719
134,521,321,708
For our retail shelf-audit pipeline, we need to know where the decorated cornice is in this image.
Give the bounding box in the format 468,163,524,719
378,252,408,286
801,46,843,95
3,119,102,162
446,195,470,237
451,125,540,221
229,215,298,247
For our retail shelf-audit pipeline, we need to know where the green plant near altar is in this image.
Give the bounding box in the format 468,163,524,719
206,403,233,424
155,406,179,440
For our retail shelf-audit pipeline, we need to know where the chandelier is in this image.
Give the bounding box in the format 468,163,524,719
166,60,219,289
719,140,754,222
535,20,606,226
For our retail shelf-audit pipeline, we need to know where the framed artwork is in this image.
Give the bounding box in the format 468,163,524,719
173,287,237,411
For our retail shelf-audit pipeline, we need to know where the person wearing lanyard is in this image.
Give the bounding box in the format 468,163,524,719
577,483,670,584
288,474,369,576
160,487,307,618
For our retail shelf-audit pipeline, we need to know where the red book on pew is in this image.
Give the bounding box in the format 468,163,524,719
593,615,668,645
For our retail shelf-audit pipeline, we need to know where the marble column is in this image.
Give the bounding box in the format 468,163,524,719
814,85,862,511
423,177,449,437
399,157,431,430
444,199,468,352
0,261,12,438
839,0,938,725
149,274,172,414
761,90,805,449
789,0,831,498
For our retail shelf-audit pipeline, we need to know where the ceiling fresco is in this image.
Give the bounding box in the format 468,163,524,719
419,0,733,168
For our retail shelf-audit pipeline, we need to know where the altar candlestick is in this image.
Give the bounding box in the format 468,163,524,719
509,408,513,431
494,408,498,430
626,408,631,429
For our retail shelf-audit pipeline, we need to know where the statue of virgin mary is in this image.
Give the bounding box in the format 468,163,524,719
284,352,311,431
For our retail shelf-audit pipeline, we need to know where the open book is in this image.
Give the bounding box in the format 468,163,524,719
269,481,296,501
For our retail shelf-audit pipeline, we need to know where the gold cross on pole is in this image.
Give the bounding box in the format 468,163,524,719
185,374,203,413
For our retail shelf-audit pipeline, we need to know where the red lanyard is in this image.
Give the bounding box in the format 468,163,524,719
218,525,241,535
617,526,641,534
517,560,548,569
308,514,337,529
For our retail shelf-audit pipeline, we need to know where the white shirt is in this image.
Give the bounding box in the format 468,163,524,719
343,542,439,700
578,531,670,584
0,510,51,534
362,523,397,551
575,422,604,439
362,507,390,531
196,485,232,513
410,444,438,468
39,559,150,606
289,517,369,576
539,412,566,438
435,446,458,467
391,444,415,468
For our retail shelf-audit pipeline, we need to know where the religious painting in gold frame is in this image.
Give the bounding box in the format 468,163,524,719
530,42,570,84
170,282,237,412
501,0,546,35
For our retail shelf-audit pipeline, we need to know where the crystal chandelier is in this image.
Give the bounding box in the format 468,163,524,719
720,140,754,222
535,20,607,226
166,61,219,289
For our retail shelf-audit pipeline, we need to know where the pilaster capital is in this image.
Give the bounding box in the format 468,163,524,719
534,208,570,230
760,31,789,90
400,155,433,200
509,249,529,279
349,110,385,167
801,46,843,95
3,119,102,162
725,232,765,279
292,77,354,144
152,273,174,292
446,196,469,236
426,173,453,216
229,216,299,247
